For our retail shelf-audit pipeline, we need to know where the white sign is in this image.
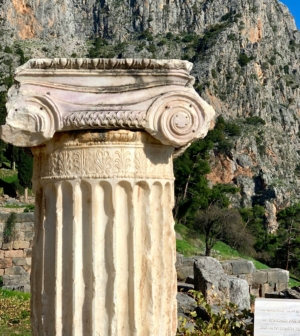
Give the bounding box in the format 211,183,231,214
255,298,300,335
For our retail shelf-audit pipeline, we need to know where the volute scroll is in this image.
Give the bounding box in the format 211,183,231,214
146,91,215,147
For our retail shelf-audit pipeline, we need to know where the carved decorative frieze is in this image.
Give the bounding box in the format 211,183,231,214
32,131,174,182
21,58,193,71
64,110,147,129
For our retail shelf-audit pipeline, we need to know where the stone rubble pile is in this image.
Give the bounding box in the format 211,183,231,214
176,253,290,309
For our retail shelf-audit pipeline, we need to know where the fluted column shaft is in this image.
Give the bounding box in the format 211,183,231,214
31,130,177,336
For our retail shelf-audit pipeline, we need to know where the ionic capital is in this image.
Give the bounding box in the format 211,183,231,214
1,58,215,148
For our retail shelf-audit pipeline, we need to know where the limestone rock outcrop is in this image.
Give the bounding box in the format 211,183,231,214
0,0,299,228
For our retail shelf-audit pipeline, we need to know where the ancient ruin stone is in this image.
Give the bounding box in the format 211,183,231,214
1,58,215,336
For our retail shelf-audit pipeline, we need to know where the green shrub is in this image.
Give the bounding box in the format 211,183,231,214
268,55,276,66
211,69,217,79
3,212,17,243
238,53,252,67
138,30,153,41
23,204,35,213
157,39,167,46
225,122,241,136
196,23,227,53
245,116,266,125
228,33,237,41
182,33,198,43
146,44,156,53
217,140,233,155
4,46,12,53
166,32,173,40
220,11,234,21
284,65,289,74
177,290,253,335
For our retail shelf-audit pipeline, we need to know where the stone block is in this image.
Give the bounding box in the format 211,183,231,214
182,258,196,267
230,259,256,275
14,231,25,241
276,282,288,292
2,241,13,250
194,256,224,274
13,240,30,249
24,248,32,257
176,253,184,267
228,276,250,310
12,257,29,266
23,265,31,272
0,269,4,276
2,275,21,286
2,285,30,293
238,273,254,285
250,286,260,298
252,270,268,285
262,268,289,284
14,214,34,224
0,250,4,258
2,273,29,286
261,283,271,296
5,249,24,258
291,286,300,293
0,258,12,268
177,265,193,282
4,265,27,276
285,288,300,299
24,231,34,240
221,261,233,275
194,257,230,305
177,292,197,315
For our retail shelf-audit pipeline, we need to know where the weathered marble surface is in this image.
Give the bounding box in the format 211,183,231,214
1,58,215,148
31,129,177,335
1,58,215,336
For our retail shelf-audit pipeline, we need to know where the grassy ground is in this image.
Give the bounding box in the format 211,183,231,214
175,223,300,287
0,288,31,335
0,169,18,183
0,169,19,198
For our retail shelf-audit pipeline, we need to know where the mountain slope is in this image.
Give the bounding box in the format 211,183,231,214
1,0,300,231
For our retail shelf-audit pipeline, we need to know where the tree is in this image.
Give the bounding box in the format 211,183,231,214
17,149,33,202
239,205,267,251
174,116,239,224
6,144,19,170
174,137,212,224
274,204,300,275
194,205,251,256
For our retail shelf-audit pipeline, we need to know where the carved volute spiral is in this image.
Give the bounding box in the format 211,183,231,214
146,91,214,147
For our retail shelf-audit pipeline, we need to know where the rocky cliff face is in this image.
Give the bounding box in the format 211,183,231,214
1,0,300,231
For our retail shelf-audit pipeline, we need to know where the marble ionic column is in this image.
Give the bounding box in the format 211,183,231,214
0,58,215,336
31,130,177,336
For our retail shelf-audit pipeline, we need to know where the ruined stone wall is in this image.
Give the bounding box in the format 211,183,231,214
0,213,34,292
176,254,289,299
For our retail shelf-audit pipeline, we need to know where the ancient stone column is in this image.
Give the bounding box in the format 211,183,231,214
1,58,215,336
